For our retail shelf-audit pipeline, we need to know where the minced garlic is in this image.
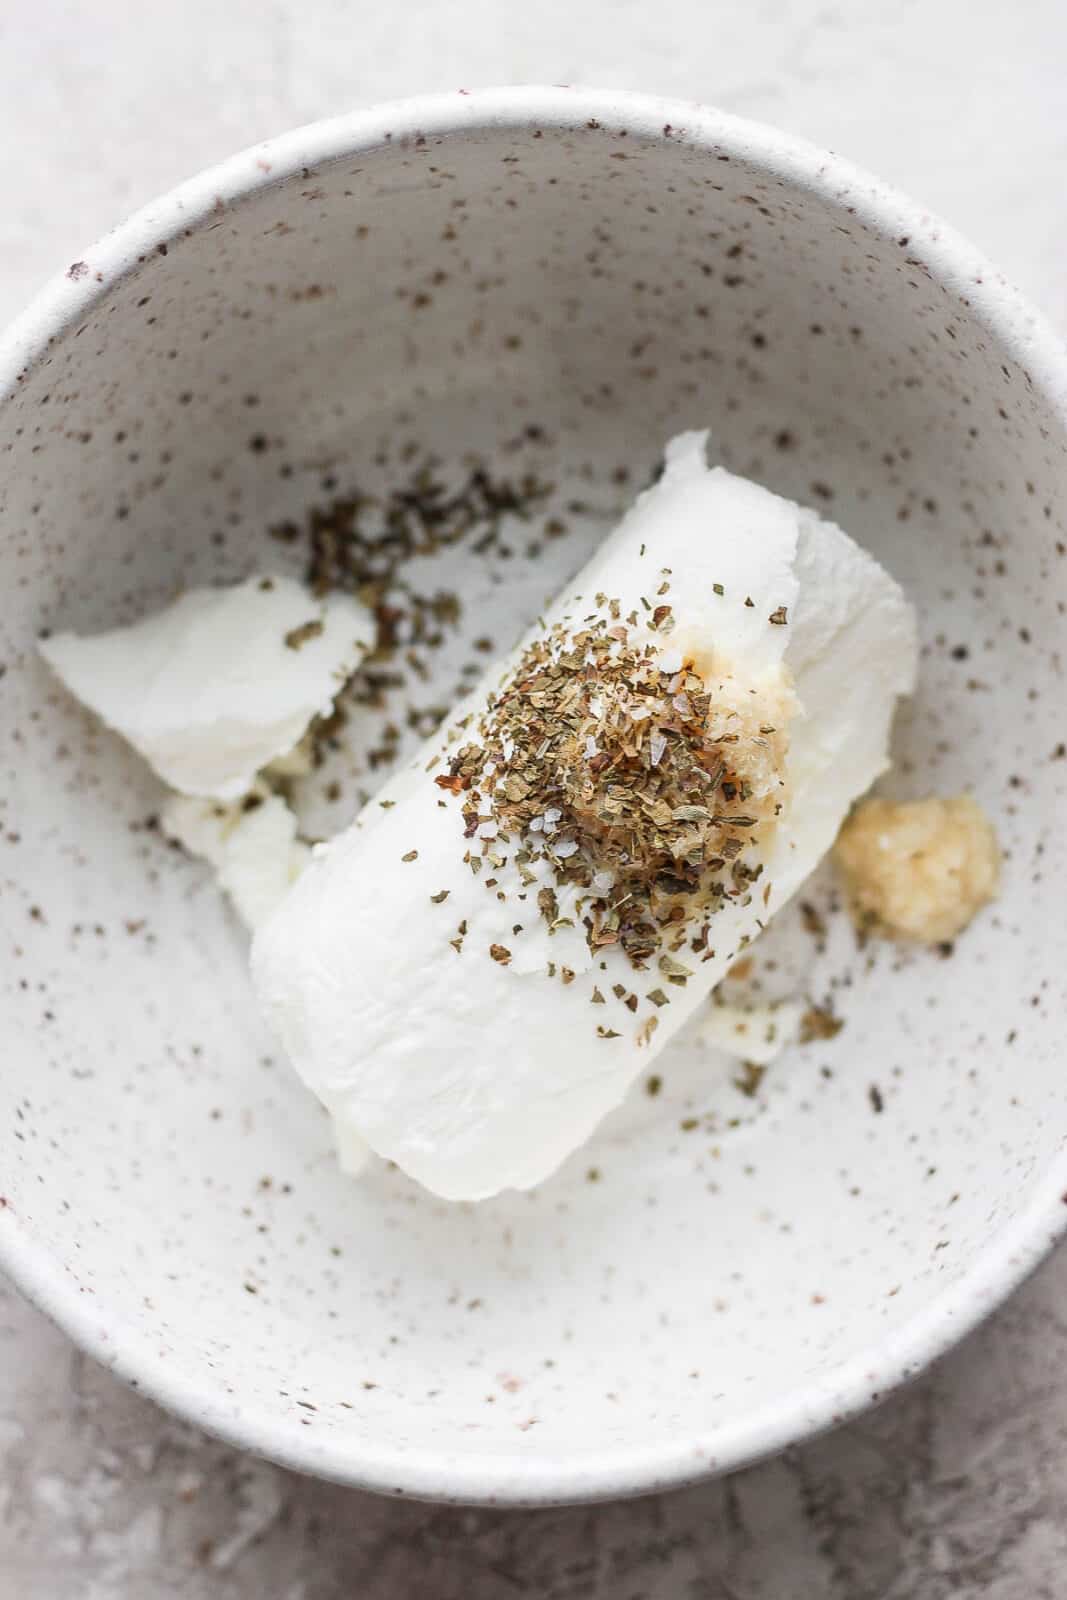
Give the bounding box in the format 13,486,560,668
834,793,999,944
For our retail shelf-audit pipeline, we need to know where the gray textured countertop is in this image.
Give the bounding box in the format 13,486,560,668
6,1258,1067,1598
4,3,1066,1594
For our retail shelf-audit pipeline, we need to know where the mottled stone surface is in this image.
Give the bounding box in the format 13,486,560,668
3,2,1066,1593
5,1257,1067,1598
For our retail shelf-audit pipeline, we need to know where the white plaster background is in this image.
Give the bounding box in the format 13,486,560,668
1,2,1066,1593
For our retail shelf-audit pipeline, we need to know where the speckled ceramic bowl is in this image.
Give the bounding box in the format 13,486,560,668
1,87,1066,1505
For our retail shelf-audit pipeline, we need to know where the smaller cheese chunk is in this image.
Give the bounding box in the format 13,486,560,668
163,785,373,1175
834,793,999,944
162,785,310,931
40,575,373,799
698,999,803,1067
331,1117,373,1177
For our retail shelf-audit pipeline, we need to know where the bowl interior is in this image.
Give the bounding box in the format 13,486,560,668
2,100,1065,1500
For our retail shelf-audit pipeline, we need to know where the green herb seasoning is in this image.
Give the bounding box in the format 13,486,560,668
431,606,786,977
284,618,325,651
800,1003,844,1043
274,463,550,661
734,1060,766,1098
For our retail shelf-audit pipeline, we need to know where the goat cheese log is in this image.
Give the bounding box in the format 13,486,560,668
252,434,918,1199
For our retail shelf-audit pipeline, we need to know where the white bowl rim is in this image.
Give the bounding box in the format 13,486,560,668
2,84,1066,1505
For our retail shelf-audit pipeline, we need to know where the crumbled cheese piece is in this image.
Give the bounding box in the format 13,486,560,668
162,785,309,931
40,575,373,799
331,1117,373,1177
698,999,804,1066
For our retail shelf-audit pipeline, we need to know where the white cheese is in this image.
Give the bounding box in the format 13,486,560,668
40,575,373,799
697,998,803,1066
161,784,311,932
331,1116,374,1177
162,788,374,1177
252,432,918,1200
